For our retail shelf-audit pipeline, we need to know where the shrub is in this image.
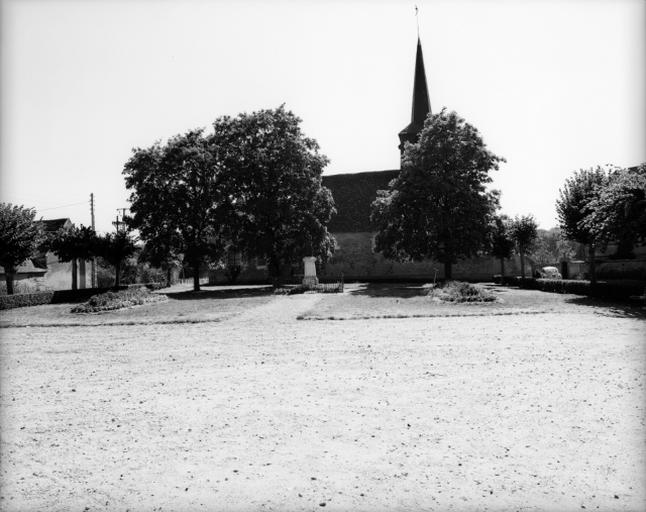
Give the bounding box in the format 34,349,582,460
0,291,55,310
72,287,166,313
428,281,495,302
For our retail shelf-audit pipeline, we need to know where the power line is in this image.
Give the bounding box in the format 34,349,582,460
38,200,88,212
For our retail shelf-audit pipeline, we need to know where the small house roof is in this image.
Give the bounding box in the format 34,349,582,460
322,170,398,232
0,260,47,276
41,218,72,233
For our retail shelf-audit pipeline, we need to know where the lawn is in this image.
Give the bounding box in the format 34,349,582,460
298,282,635,320
0,285,274,327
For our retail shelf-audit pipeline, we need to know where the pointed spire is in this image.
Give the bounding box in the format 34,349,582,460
411,38,431,125
398,37,432,156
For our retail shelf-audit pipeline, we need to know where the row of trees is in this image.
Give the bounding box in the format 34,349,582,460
556,164,646,284
0,203,136,294
123,106,335,290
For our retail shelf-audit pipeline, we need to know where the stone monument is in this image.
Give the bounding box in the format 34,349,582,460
302,256,319,288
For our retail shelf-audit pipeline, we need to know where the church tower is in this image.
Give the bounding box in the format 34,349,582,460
398,38,432,157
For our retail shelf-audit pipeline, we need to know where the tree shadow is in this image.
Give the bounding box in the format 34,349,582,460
165,286,274,301
347,282,431,298
565,296,646,319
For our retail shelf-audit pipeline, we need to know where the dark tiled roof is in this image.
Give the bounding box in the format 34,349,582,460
322,170,399,232
41,218,71,232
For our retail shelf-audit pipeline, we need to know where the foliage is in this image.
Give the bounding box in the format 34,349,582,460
0,203,43,294
71,286,166,313
583,164,646,258
371,109,504,279
49,225,97,262
427,281,496,302
509,215,538,278
556,166,610,245
124,129,226,291
489,214,514,276
0,290,55,310
529,228,578,267
212,105,335,281
94,231,137,287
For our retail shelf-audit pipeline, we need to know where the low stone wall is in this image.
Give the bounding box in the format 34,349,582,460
320,232,521,281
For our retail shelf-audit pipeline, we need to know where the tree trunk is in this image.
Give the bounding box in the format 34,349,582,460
72,258,78,290
114,261,121,288
589,243,597,286
192,261,200,292
444,261,453,280
499,258,505,278
166,267,172,288
5,272,15,295
520,252,526,279
269,254,280,287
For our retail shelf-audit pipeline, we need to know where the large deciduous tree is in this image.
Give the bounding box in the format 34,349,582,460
94,231,136,287
555,166,609,284
370,109,504,279
0,203,43,294
124,129,228,291
49,225,98,289
509,215,538,279
211,105,335,282
584,164,646,259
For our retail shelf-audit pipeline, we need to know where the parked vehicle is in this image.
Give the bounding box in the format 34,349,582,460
539,266,562,279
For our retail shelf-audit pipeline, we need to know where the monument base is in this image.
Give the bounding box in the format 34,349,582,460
302,276,319,288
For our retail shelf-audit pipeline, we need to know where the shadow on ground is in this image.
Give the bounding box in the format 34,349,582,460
165,286,274,301
564,296,646,319
347,283,431,298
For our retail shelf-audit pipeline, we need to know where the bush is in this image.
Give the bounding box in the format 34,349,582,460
71,287,166,313
0,279,48,296
428,281,495,302
0,291,55,310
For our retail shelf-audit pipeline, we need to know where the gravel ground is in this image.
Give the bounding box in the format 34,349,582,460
1,290,645,511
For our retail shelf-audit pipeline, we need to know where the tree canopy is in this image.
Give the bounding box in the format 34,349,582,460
509,215,538,278
124,129,228,291
556,165,610,283
584,164,646,258
371,109,504,279
211,105,335,280
94,231,136,287
490,214,515,276
124,107,335,287
0,203,43,294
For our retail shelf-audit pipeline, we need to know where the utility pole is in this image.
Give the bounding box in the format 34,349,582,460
112,208,129,233
90,193,97,288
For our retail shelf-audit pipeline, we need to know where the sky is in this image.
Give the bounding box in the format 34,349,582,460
1,0,644,233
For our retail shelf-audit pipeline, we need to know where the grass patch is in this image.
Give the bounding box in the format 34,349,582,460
71,287,167,313
296,282,593,320
1,285,274,327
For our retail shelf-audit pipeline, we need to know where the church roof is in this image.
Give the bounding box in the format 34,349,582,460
399,38,432,138
322,170,398,232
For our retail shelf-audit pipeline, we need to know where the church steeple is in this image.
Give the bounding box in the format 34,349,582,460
398,37,432,156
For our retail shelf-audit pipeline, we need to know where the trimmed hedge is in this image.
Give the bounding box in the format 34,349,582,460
0,291,55,310
0,283,164,310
